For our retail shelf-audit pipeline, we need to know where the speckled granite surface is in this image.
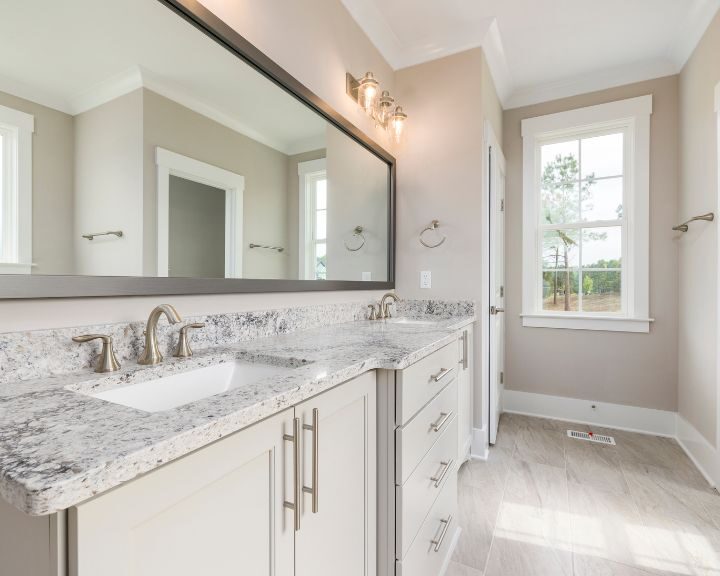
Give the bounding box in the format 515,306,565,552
0,304,474,516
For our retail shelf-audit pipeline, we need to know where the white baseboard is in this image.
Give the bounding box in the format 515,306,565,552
470,426,489,460
677,415,720,488
503,389,677,437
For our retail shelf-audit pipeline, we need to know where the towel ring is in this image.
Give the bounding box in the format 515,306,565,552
420,220,446,248
344,226,366,252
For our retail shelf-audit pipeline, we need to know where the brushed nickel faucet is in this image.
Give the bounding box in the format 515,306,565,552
138,304,182,365
379,292,399,319
72,334,121,373
174,323,205,358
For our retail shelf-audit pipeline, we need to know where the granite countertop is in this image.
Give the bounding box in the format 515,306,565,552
0,314,474,516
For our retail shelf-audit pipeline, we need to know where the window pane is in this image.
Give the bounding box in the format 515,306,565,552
316,179,327,209
542,180,580,225
541,140,579,182
315,242,326,280
315,209,326,240
581,132,623,179
542,270,579,312
542,229,579,269
582,226,621,268
582,177,623,222
581,271,622,313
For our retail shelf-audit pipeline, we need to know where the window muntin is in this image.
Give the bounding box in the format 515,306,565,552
538,128,626,315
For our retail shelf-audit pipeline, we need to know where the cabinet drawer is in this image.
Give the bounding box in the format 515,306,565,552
396,342,457,426
396,379,457,484
396,417,457,559
395,470,458,576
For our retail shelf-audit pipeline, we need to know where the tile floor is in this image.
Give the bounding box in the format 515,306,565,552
448,413,720,576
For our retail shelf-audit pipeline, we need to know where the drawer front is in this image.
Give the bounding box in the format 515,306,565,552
396,470,458,576
396,379,458,484
396,416,458,559
397,342,457,426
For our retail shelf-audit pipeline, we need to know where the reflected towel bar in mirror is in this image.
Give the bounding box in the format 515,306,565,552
344,226,366,252
82,230,124,241
672,212,714,232
249,243,284,253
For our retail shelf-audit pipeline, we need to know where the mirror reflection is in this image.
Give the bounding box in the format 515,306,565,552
0,0,391,282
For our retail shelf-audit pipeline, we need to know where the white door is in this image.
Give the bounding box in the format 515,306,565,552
488,129,506,445
295,371,376,576
69,409,294,576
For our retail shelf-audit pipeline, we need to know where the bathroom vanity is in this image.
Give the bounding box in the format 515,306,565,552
0,307,475,576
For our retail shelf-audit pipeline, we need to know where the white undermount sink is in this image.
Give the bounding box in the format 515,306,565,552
90,360,292,413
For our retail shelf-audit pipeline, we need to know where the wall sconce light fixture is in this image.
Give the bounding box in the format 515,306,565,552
346,72,407,144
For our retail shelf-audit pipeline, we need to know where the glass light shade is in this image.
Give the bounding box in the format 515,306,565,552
389,106,407,144
357,72,379,115
376,90,394,126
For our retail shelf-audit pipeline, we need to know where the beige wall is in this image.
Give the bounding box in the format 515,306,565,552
503,75,680,411
326,125,389,282
74,89,144,276
142,89,291,280
0,90,74,275
0,0,393,331
678,11,720,445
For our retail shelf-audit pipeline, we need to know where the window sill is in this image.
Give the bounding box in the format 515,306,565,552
521,313,653,333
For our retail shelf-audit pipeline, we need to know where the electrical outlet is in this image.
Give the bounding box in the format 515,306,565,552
420,270,432,289
361,271,371,281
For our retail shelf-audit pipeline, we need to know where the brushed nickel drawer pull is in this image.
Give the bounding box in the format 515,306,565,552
431,411,452,432
461,330,468,370
432,367,452,383
431,515,453,552
302,408,319,513
430,459,454,488
283,417,302,531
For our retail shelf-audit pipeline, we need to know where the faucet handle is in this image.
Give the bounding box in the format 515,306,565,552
367,304,379,321
72,334,121,373
174,323,205,358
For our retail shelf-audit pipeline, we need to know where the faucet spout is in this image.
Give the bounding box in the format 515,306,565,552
379,292,399,319
138,304,182,365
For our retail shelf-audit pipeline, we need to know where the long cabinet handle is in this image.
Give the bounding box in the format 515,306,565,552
431,411,453,433
432,367,452,383
461,330,468,370
431,515,453,552
302,408,319,513
430,460,454,488
283,417,302,531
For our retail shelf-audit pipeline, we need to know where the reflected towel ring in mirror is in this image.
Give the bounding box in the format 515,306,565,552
344,226,366,252
420,220,446,248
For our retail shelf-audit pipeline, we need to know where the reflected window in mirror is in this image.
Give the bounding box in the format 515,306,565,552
0,104,33,274
299,159,328,280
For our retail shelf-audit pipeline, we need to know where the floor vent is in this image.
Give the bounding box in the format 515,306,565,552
567,430,616,445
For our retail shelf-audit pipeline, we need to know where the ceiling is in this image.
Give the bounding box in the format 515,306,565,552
0,0,327,154
341,0,720,108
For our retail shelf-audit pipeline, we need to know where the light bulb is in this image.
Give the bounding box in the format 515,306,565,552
389,106,407,144
357,72,379,115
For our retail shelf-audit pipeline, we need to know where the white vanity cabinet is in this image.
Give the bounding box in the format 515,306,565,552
67,370,376,576
378,326,473,576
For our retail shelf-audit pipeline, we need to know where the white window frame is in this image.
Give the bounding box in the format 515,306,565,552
0,104,34,274
298,158,327,280
521,95,653,333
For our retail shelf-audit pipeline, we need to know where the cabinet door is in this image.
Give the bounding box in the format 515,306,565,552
457,326,474,461
295,371,377,576
70,409,294,576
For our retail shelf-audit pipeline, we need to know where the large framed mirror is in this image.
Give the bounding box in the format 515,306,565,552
0,0,395,298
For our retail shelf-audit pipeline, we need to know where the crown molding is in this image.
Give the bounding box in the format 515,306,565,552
504,58,677,110
480,20,512,105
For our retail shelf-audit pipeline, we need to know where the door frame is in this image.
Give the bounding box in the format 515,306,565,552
715,80,720,479
484,121,505,447
156,147,244,278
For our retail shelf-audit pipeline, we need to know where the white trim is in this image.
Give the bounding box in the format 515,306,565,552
677,415,720,488
520,314,653,333
521,96,652,332
297,158,327,280
480,20,513,105
715,81,720,113
155,148,244,278
0,104,33,274
470,426,489,460
503,389,677,437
